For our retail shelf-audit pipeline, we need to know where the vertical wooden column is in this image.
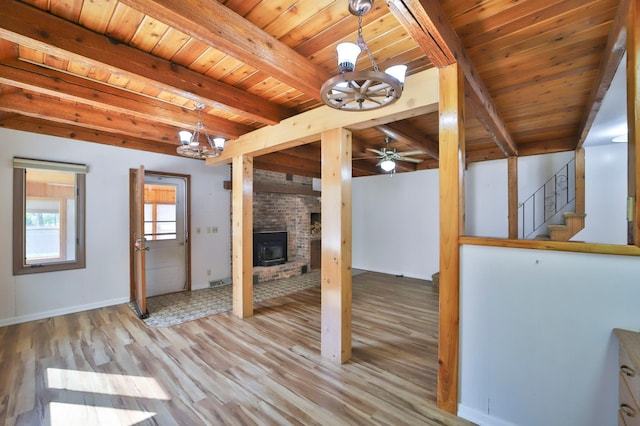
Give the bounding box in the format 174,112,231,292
437,63,465,414
628,0,640,246
507,156,518,239
575,148,585,215
320,127,353,364
232,154,254,318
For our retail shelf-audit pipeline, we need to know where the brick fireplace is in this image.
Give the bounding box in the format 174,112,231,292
252,170,321,283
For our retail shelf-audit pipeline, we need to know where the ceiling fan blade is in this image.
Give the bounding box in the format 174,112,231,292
353,157,379,160
398,150,427,157
397,157,424,163
367,148,385,156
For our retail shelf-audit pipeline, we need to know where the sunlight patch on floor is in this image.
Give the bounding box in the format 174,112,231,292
46,368,170,425
46,368,171,399
50,402,156,426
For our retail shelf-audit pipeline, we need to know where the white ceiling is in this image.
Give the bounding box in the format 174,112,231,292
583,53,628,147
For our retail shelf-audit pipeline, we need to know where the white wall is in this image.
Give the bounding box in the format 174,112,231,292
458,244,640,426
517,151,575,205
352,148,624,277
466,159,508,238
575,143,628,244
351,146,633,426
0,128,230,326
352,169,439,280
465,148,626,242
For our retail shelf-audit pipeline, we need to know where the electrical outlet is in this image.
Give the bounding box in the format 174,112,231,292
207,269,211,276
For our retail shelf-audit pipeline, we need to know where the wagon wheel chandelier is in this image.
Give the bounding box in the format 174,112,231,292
320,0,407,111
176,103,226,159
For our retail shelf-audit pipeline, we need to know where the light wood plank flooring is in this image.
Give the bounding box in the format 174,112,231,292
0,271,474,425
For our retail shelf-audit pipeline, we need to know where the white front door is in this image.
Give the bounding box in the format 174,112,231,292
143,174,188,297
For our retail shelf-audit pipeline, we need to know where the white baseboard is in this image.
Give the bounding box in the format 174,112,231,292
457,405,519,426
0,297,130,327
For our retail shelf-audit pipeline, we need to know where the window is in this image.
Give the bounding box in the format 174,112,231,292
13,158,86,275
143,183,177,241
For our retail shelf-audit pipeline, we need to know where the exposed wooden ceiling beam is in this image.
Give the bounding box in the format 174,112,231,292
0,90,179,142
515,137,578,157
387,0,518,157
0,111,18,123
351,159,382,176
255,152,321,172
0,59,253,139
0,0,291,125
253,158,321,179
279,144,322,162
386,0,453,67
206,68,439,164
576,0,630,148
0,116,180,156
375,123,439,160
118,0,330,100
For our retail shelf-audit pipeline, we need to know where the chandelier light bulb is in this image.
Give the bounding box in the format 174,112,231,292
385,65,408,84
178,130,193,145
213,137,226,150
336,42,361,73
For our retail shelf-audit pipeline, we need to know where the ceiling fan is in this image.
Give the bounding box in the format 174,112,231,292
355,137,426,173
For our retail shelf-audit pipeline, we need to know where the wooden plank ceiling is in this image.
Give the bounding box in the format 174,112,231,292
0,0,623,177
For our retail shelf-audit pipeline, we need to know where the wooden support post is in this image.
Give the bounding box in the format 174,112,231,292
575,148,585,215
628,0,640,246
320,127,353,364
232,154,253,318
508,156,518,239
438,63,465,414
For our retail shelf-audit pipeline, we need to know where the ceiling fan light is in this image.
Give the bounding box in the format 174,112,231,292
385,64,407,84
336,42,361,73
178,130,193,145
380,158,396,172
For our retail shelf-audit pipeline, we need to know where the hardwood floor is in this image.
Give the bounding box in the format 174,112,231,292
0,272,474,425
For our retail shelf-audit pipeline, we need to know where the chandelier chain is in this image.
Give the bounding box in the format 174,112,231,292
357,15,379,73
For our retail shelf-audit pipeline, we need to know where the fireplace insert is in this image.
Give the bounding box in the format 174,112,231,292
253,231,287,266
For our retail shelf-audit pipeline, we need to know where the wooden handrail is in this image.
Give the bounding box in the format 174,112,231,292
460,236,640,257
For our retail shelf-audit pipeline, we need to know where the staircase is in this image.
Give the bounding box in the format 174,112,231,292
520,152,585,241
545,212,586,241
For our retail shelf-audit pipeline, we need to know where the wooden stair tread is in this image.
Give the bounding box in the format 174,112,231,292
548,224,568,230
548,211,586,241
562,212,586,218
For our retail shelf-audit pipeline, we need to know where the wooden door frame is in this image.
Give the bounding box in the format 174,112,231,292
129,169,192,301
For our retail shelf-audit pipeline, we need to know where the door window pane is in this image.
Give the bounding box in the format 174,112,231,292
156,204,176,221
144,184,177,240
